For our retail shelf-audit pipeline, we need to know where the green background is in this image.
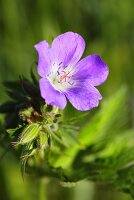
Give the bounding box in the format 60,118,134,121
0,0,134,199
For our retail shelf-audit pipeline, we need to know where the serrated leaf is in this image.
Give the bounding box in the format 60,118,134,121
6,90,27,102
30,64,39,85
5,112,18,129
51,86,129,169
21,79,40,98
0,102,16,113
3,80,21,91
79,86,129,146
6,125,22,135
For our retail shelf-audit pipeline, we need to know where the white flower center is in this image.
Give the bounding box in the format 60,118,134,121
47,62,75,92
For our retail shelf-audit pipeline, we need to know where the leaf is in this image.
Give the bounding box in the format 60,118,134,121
0,102,16,113
46,86,134,197
6,125,22,135
30,64,39,85
50,86,130,169
20,79,40,98
79,86,129,147
3,80,21,91
6,90,27,102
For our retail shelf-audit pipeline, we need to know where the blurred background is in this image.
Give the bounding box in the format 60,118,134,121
0,0,134,199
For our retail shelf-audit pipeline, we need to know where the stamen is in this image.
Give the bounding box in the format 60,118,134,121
48,63,74,91
59,62,62,66
57,71,60,75
57,70,71,83
68,81,74,85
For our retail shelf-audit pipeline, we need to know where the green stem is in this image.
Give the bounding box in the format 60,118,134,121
39,178,47,200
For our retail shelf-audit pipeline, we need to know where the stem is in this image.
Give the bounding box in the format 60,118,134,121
39,178,47,200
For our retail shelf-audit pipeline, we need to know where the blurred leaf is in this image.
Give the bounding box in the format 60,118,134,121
0,101,16,113
52,86,129,169
46,86,134,197
40,86,134,196
6,125,22,135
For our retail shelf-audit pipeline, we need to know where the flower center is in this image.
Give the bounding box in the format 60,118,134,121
47,63,74,92
57,70,71,83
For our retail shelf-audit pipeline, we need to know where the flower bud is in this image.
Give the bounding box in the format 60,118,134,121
18,123,40,145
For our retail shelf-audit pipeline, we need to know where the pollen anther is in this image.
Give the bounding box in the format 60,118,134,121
58,70,71,83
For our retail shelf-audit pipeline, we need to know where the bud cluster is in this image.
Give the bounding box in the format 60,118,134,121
0,75,63,174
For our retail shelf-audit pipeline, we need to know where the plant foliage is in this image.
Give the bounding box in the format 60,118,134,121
0,73,134,198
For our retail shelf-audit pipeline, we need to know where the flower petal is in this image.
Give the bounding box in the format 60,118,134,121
34,41,51,77
39,78,67,109
68,33,86,67
51,32,85,67
73,54,109,86
65,80,102,111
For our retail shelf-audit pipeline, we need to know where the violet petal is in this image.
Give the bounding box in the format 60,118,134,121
65,80,102,111
34,41,51,77
51,32,85,67
39,78,67,109
73,54,109,86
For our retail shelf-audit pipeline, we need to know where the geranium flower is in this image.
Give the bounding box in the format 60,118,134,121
35,32,109,111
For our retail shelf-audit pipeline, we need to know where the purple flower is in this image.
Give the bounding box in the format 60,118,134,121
35,32,109,111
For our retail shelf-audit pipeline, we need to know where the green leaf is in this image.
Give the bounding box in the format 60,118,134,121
30,64,39,85
6,125,22,135
0,102,16,113
3,80,21,91
79,86,129,147
20,79,40,98
6,90,27,102
50,86,129,169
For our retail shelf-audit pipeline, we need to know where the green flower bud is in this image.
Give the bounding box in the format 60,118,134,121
18,123,40,145
39,131,48,149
